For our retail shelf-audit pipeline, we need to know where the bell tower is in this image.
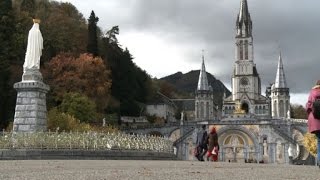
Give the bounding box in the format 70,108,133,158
232,0,261,103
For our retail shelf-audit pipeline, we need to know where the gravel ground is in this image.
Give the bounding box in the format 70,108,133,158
0,160,318,180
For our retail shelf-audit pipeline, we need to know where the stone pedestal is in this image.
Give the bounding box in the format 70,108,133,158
13,69,50,132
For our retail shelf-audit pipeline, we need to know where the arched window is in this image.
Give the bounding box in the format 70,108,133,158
273,100,277,117
200,102,204,119
279,100,284,117
239,40,243,60
196,102,199,118
259,106,262,114
206,102,209,119
245,40,248,59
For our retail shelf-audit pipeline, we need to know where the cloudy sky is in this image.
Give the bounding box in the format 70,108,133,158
63,0,320,105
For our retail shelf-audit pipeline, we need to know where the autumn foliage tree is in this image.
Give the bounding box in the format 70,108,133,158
304,132,316,157
290,104,308,119
43,53,112,113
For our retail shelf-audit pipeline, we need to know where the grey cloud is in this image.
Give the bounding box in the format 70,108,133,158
80,0,320,94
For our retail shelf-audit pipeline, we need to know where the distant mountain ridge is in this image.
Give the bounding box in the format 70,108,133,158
160,70,231,107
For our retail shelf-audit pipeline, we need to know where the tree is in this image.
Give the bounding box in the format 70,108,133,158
105,25,119,44
290,104,307,119
100,27,155,116
0,0,15,128
40,2,88,63
43,53,112,112
20,0,35,16
303,132,316,157
59,93,97,123
87,10,99,56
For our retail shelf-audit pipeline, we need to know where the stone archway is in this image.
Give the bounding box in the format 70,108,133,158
218,126,259,163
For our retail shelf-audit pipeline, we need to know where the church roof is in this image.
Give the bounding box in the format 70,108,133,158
274,52,287,88
197,55,210,91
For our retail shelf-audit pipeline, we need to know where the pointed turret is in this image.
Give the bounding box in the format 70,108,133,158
197,55,209,91
271,51,290,118
274,52,287,88
195,53,215,121
236,0,252,37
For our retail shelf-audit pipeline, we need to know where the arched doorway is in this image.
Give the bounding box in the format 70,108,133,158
241,102,249,113
218,126,259,163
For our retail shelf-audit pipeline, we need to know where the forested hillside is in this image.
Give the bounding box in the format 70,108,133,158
0,0,155,129
0,0,232,130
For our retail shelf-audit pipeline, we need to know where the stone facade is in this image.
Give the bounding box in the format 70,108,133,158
13,69,49,132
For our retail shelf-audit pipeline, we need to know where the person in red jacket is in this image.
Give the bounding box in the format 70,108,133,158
306,80,320,167
206,126,219,161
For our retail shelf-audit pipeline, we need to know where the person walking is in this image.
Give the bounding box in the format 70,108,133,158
196,125,208,161
306,80,320,168
206,126,219,162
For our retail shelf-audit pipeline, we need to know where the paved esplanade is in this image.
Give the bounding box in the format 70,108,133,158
0,160,318,180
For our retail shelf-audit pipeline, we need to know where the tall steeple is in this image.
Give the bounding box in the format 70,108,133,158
274,52,287,88
197,53,209,91
236,0,252,37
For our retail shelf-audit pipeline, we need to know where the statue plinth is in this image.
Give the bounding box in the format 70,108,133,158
22,68,44,82
13,68,50,132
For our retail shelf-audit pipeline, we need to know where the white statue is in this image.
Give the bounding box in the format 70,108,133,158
181,111,184,121
180,111,184,126
287,109,291,119
288,144,293,157
23,19,43,72
102,118,106,127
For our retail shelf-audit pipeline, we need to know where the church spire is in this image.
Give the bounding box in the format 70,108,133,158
274,52,287,88
197,53,209,91
236,0,252,37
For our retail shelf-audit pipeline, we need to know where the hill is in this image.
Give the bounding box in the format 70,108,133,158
160,70,231,108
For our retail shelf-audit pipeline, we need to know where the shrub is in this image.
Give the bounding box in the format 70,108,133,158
47,108,79,132
303,132,317,157
59,92,97,123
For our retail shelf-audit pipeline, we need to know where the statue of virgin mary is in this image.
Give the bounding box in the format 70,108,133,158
23,19,43,72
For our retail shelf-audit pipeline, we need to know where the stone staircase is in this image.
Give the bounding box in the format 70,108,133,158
271,124,297,144
173,128,194,146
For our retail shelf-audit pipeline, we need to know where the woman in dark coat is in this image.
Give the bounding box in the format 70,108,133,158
206,127,219,161
306,80,320,167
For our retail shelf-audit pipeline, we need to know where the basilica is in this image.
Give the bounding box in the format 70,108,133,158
190,0,310,164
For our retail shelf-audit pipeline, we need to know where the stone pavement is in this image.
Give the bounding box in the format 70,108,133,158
0,160,318,180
